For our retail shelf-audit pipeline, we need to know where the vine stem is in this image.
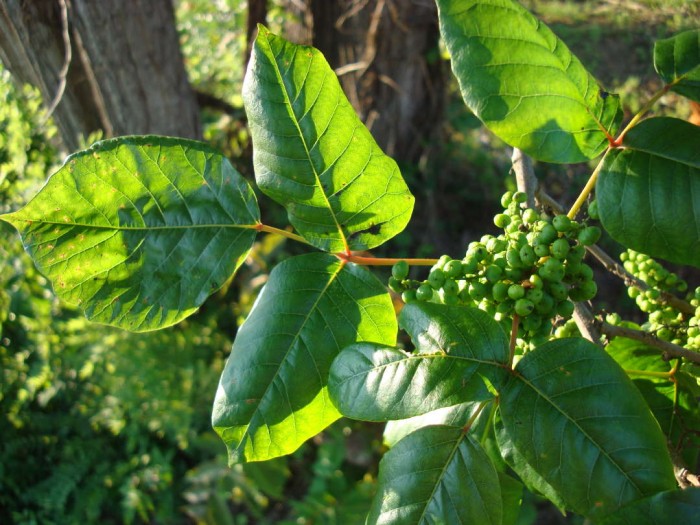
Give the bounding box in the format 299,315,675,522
566,150,609,220
616,83,672,143
462,399,491,434
336,253,439,266
255,223,311,245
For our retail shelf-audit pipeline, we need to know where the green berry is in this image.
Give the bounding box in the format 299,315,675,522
508,284,526,300
552,215,572,232
539,258,565,282
402,289,417,303
392,260,409,280
578,226,601,246
519,245,537,267
547,281,569,301
537,223,558,245
556,300,575,318
500,191,514,208
416,284,433,301
492,282,510,302
494,213,511,228
484,265,503,283
515,298,535,316
550,238,570,259
388,277,404,293
442,278,460,296
429,268,446,289
588,199,599,220
526,288,544,304
569,280,597,301
513,191,528,203
444,259,463,278
469,281,489,301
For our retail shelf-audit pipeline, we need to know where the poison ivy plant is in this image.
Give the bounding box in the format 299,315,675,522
2,0,700,523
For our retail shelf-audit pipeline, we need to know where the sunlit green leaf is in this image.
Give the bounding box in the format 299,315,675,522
654,29,700,102
383,403,477,448
598,117,700,268
244,26,414,253
328,303,509,421
437,0,621,163
598,487,700,525
0,136,259,331
368,425,502,524
212,252,397,463
499,338,676,519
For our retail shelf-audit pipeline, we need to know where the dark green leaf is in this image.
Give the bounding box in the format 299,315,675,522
437,0,621,163
244,26,414,253
212,252,397,463
498,472,524,525
654,29,700,101
606,336,700,468
598,487,700,525
499,338,676,519
495,413,568,513
598,117,700,267
0,136,259,331
328,303,509,421
368,425,502,524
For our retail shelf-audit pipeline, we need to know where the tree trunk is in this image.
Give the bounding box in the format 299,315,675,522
0,0,200,151
284,0,444,165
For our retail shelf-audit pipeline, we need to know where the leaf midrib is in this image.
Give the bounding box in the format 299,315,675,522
262,32,348,251
236,258,346,459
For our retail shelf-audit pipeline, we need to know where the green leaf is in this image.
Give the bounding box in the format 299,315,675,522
598,117,700,267
383,402,478,448
499,338,676,519
654,29,700,102
328,303,509,421
606,336,700,468
368,425,502,524
495,413,568,513
243,26,414,253
212,252,397,463
0,136,259,332
437,0,621,163
498,472,524,525
598,487,700,525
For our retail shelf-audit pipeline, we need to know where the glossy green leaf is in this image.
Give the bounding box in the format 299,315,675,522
606,335,700,468
368,425,502,524
598,487,700,525
212,252,397,463
0,136,259,332
243,26,414,253
598,117,700,267
495,413,568,513
499,338,676,519
328,303,509,421
437,0,621,163
654,29,700,101
383,402,477,448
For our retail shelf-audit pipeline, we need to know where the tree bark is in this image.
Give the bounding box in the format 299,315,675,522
0,0,200,151
290,0,444,165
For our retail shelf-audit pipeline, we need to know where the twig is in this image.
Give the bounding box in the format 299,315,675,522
510,148,537,209
42,0,71,124
573,303,603,346
600,322,700,365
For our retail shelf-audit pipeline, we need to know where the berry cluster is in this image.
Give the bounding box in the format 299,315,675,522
389,191,601,345
621,249,700,348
